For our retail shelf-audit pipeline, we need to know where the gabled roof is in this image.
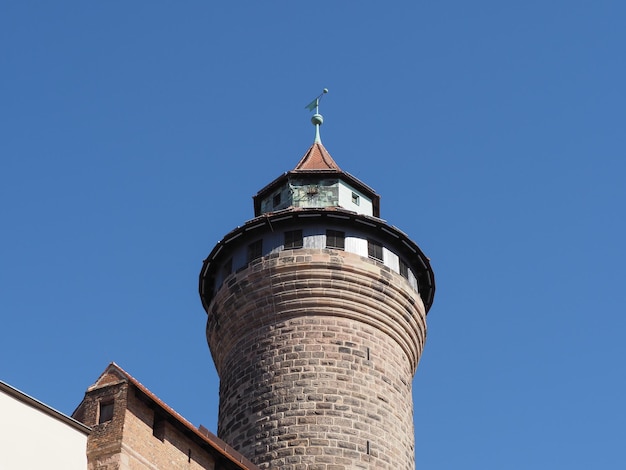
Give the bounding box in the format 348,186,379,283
84,363,259,470
293,142,341,171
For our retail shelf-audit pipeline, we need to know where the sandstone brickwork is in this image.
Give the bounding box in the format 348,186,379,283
206,249,427,470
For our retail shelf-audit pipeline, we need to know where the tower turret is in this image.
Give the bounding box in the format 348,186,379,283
199,102,435,470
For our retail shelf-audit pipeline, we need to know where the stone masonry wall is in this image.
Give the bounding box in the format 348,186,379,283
206,249,427,470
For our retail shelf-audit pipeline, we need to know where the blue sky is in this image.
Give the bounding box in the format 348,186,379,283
1,2,625,468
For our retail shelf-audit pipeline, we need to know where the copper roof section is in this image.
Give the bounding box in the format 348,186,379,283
294,142,341,171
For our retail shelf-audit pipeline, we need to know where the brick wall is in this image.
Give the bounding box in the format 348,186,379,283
73,370,219,470
73,380,128,470
120,391,216,470
207,249,427,470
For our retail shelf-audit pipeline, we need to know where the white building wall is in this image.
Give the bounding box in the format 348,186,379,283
384,249,400,272
0,385,88,470
338,182,373,216
408,270,418,291
304,233,325,249
346,236,368,257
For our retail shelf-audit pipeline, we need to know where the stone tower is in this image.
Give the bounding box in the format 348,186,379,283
199,103,435,470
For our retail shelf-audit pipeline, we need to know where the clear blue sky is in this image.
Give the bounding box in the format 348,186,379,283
2,2,625,468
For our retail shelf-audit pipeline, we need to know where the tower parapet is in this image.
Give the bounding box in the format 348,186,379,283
199,108,435,470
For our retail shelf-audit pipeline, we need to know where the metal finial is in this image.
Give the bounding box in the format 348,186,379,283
305,88,328,144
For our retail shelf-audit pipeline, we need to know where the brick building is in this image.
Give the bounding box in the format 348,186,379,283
2,363,258,470
72,363,257,470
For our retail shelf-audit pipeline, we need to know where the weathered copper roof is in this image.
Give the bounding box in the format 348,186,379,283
294,142,341,171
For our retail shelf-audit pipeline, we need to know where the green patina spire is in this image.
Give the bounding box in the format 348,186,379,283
305,88,328,144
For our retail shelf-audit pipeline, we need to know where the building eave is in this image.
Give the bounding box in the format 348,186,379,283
199,207,435,313
1,380,92,435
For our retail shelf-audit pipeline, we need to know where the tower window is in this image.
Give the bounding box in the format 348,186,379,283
399,259,409,279
351,192,360,205
284,230,303,249
98,400,114,424
247,239,263,262
368,240,383,262
273,193,281,207
222,258,233,279
326,230,345,250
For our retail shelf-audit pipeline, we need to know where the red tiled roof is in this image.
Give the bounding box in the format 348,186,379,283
294,142,341,171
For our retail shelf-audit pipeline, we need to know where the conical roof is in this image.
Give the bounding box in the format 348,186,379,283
293,142,340,171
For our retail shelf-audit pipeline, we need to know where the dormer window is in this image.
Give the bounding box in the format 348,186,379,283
352,192,360,205
273,193,281,208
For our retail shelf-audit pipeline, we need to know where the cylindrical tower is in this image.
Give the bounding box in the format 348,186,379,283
199,112,435,470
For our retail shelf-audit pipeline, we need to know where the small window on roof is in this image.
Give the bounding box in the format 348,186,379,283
273,193,281,207
98,400,114,424
352,192,360,205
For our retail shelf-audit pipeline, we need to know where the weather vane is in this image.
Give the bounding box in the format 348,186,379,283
305,88,329,114
305,88,328,143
